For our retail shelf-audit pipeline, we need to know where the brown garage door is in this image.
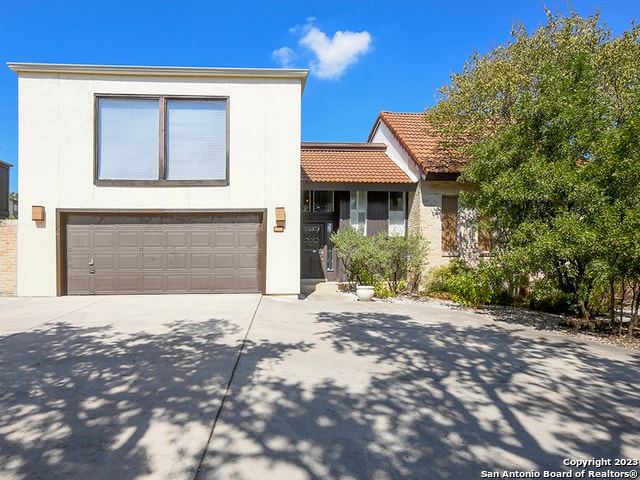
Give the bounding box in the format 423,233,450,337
65,212,264,295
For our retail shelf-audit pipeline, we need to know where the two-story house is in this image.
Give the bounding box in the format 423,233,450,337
9,62,307,296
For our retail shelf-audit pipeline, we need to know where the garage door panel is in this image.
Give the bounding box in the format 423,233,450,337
143,253,164,269
117,275,142,292
95,231,117,249
191,274,213,291
94,253,116,270
94,276,117,294
167,253,188,269
143,231,165,248
238,252,260,269
213,252,235,268
190,253,212,269
167,231,189,248
237,231,261,248
118,254,142,271
65,212,263,294
213,231,235,247
118,232,141,248
237,273,260,291
167,274,189,291
68,230,93,249
68,253,91,270
68,275,93,295
142,275,165,291
190,231,213,248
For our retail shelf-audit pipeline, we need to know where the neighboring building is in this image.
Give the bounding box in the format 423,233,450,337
10,62,307,296
0,161,10,219
300,142,416,280
8,196,18,218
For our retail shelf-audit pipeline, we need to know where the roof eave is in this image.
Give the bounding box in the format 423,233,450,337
7,62,310,92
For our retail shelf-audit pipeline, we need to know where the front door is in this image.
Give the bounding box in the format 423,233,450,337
302,224,325,278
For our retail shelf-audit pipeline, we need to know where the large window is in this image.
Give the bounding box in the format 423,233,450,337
96,96,228,185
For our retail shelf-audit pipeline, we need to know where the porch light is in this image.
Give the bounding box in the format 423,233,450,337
31,205,45,222
274,207,286,232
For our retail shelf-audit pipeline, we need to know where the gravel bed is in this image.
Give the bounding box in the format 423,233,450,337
346,292,640,351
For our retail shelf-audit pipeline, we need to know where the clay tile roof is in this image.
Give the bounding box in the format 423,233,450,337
373,112,469,175
301,143,415,184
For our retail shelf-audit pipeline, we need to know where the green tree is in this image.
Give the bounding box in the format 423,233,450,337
426,9,640,321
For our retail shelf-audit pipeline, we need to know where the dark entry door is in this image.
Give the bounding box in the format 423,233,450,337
301,224,325,278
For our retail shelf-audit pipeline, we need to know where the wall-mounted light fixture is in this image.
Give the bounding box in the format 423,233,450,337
274,207,286,232
31,205,45,222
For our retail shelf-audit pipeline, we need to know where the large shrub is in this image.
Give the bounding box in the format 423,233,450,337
330,226,428,295
424,260,495,307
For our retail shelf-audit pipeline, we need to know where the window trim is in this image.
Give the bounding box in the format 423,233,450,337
350,190,367,235
302,190,334,213
94,94,230,187
388,191,406,237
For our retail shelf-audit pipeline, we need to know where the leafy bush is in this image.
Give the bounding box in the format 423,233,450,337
526,277,577,315
424,260,498,307
330,226,428,296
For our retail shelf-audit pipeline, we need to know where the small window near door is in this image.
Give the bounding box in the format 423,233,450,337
350,191,367,234
314,191,334,212
389,192,406,236
302,190,334,212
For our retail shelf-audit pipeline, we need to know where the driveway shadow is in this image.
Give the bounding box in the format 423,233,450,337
198,306,640,479
0,317,307,480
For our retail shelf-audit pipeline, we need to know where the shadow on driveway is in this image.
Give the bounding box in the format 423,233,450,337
198,299,640,479
0,295,273,480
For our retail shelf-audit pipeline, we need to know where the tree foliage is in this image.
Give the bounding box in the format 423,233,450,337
425,9,640,325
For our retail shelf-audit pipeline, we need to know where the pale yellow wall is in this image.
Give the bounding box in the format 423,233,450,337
15,66,304,296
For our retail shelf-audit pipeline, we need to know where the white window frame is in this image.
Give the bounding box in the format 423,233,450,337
388,191,406,236
95,95,229,186
350,191,367,234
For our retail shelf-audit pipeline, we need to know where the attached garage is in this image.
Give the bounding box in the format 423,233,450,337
62,211,265,295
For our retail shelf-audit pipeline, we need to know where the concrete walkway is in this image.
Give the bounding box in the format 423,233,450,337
1,293,639,479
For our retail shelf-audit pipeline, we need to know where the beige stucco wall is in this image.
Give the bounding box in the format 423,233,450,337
14,65,304,296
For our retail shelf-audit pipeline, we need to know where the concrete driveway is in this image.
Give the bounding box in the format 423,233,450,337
1,293,639,479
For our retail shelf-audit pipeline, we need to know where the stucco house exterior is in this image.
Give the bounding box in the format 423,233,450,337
9,62,307,296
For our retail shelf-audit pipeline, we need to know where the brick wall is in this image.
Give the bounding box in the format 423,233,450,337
410,180,479,271
0,219,17,296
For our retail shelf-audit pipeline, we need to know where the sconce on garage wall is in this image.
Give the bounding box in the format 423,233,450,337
274,207,286,232
32,205,45,222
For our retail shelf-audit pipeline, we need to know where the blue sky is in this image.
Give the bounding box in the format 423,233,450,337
1,0,638,193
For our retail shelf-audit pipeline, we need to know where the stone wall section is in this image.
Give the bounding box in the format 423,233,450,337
408,180,480,274
0,219,17,296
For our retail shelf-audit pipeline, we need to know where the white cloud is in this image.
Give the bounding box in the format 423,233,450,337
299,26,372,80
271,46,296,68
272,21,372,80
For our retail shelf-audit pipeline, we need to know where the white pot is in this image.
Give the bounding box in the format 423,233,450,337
356,285,375,301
